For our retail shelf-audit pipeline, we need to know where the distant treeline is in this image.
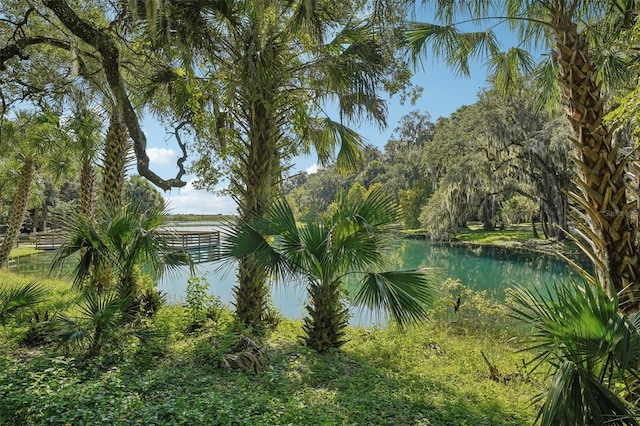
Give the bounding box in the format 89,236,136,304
168,214,237,222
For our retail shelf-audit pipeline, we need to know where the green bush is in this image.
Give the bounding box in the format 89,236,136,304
185,275,223,331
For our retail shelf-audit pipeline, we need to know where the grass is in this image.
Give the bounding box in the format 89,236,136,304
454,223,534,245
0,271,541,425
8,246,43,259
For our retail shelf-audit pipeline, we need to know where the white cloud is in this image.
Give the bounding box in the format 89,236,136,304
305,164,319,174
164,180,237,215
147,148,176,165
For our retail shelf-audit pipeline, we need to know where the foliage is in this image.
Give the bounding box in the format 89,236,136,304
167,214,235,222
0,281,46,326
52,203,192,312
510,279,640,425
185,275,223,329
501,196,538,225
53,289,124,357
405,0,640,309
125,175,166,215
0,293,540,426
0,110,73,268
419,83,570,237
219,186,434,352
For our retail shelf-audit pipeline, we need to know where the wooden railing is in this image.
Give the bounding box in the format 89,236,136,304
31,232,66,250
159,230,221,250
30,230,221,251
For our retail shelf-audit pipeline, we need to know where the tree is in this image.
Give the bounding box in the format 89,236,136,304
0,0,189,191
420,104,495,234
219,187,434,353
65,91,104,221
125,175,166,215
148,0,407,329
52,202,192,317
0,281,46,326
0,110,70,268
405,0,640,309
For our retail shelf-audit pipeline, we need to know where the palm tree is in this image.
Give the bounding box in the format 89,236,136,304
143,0,397,329
52,202,193,316
405,1,640,310
510,279,640,425
0,110,70,268
66,92,104,221
101,111,130,212
220,186,434,353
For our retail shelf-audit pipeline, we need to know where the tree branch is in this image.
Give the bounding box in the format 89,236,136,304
43,0,187,190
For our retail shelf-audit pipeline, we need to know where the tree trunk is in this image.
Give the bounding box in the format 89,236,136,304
531,216,539,239
302,279,349,353
79,159,95,221
480,195,495,231
0,159,35,268
540,207,550,239
233,100,280,330
553,17,640,310
101,114,129,211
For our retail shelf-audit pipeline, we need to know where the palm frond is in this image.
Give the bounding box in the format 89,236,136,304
510,280,640,425
531,53,562,113
0,281,46,325
404,22,500,77
306,118,364,173
487,47,536,95
354,270,434,328
537,360,638,426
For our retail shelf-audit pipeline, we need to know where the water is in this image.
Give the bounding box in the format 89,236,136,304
12,230,580,326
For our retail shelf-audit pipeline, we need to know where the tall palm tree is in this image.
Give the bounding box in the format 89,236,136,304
145,0,398,329
405,1,640,310
220,186,434,352
66,93,104,221
0,110,70,268
510,279,640,425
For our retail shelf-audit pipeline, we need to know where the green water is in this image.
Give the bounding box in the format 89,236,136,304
12,238,579,326
389,239,579,296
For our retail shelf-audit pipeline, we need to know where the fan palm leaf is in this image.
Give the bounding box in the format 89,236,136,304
0,281,47,325
510,279,640,425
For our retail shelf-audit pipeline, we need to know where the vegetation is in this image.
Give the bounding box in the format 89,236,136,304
220,187,434,352
511,279,640,425
405,0,640,310
2,1,640,423
0,270,542,426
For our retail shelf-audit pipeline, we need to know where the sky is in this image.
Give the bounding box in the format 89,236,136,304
142,12,524,215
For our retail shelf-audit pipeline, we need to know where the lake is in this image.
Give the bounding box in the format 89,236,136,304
12,230,580,326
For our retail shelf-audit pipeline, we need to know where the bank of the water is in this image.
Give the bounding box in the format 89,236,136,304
402,224,589,270
0,283,540,426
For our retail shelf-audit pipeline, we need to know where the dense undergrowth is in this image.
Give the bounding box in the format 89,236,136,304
0,272,541,425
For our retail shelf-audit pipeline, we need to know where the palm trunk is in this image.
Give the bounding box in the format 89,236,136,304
101,114,129,212
234,100,280,330
302,279,349,353
0,159,35,268
553,17,640,310
79,159,96,221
